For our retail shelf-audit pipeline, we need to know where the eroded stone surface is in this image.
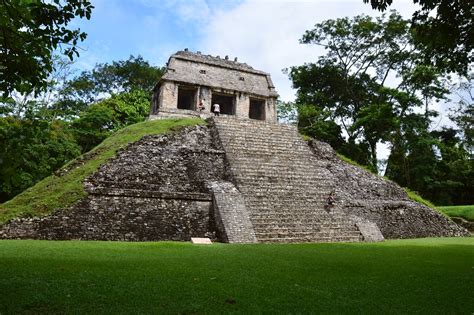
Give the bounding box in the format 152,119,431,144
208,181,257,243
0,119,468,242
151,50,278,123
309,139,469,238
0,125,227,241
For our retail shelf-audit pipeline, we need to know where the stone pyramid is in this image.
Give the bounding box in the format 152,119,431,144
1,117,468,242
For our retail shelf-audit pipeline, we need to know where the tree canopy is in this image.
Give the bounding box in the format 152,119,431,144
290,12,446,170
61,55,165,103
363,0,473,75
0,0,93,97
0,55,163,203
288,11,473,205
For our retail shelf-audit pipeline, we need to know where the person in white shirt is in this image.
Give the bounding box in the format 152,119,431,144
213,103,220,116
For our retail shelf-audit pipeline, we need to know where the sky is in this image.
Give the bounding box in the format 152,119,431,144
70,0,457,164
72,0,422,102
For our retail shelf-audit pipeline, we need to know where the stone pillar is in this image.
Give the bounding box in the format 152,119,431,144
199,87,212,113
235,93,250,119
265,97,277,123
159,81,178,110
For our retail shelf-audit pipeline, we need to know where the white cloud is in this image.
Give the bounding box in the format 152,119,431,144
198,0,423,164
200,0,418,102
199,0,455,109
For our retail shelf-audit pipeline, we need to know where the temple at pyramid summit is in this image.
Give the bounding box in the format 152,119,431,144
149,49,278,122
0,50,468,242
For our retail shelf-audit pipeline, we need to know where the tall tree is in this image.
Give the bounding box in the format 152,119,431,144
363,0,473,75
289,12,448,171
450,73,474,157
429,128,473,205
0,56,79,120
71,89,151,152
62,55,166,103
0,116,81,202
0,0,93,96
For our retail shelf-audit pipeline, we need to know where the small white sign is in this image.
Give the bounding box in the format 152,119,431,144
191,237,212,244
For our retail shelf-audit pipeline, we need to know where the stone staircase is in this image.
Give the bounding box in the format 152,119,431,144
212,117,362,243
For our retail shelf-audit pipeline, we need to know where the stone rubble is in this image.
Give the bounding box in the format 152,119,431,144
308,139,468,238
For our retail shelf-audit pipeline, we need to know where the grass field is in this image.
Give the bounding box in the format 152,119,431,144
1,238,473,314
0,118,204,224
438,205,474,221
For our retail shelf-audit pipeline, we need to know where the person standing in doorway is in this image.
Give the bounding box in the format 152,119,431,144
198,99,205,112
213,103,220,116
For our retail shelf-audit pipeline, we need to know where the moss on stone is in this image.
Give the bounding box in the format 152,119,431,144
403,188,436,209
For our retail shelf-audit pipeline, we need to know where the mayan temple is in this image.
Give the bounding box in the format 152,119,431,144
0,50,468,242
149,49,278,122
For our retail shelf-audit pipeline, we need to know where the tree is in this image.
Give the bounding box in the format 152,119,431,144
0,116,81,202
0,52,161,201
0,0,93,96
363,0,473,75
429,128,473,205
0,56,80,121
289,12,448,171
72,89,150,152
450,73,474,157
276,100,298,124
62,55,166,103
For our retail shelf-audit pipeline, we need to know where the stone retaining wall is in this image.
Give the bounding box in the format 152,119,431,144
0,196,214,241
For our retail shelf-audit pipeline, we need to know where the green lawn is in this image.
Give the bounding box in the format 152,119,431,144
0,118,204,224
438,205,474,221
1,238,473,314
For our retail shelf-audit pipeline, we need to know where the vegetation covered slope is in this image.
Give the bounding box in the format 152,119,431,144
438,205,474,221
0,118,204,224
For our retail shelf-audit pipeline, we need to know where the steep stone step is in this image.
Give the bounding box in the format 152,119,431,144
257,235,361,243
212,117,361,243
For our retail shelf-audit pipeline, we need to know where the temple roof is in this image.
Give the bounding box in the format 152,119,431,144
160,50,278,98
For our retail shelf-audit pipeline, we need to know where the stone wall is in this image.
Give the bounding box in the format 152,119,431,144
158,81,178,111
154,80,277,123
235,92,249,119
165,56,275,98
208,181,257,243
0,125,229,241
0,196,214,241
152,51,278,122
308,139,469,238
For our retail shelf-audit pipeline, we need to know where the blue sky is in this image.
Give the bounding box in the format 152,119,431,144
71,0,419,101
71,0,243,71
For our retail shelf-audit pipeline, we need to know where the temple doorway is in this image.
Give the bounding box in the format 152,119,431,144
177,86,197,110
249,98,265,120
211,93,235,115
